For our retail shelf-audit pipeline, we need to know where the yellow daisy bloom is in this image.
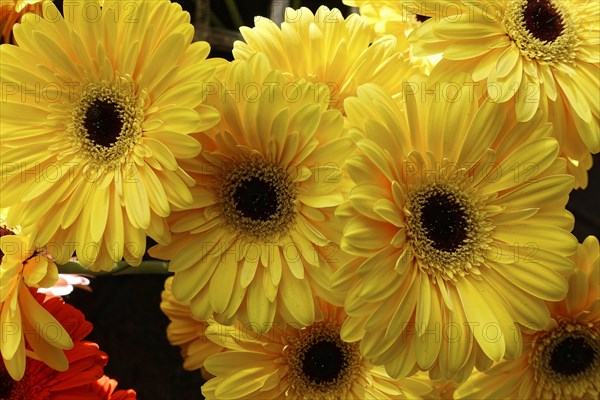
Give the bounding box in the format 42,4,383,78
343,0,442,74
149,53,353,331
160,276,224,380
409,0,599,188
201,299,433,399
0,229,73,380
0,0,222,271
333,83,577,381
232,5,414,112
0,0,47,44
455,235,600,399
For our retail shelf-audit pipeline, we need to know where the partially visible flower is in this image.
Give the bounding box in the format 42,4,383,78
201,299,433,399
455,236,600,399
150,54,352,330
233,5,414,112
37,274,91,297
0,291,109,399
160,276,224,379
0,231,72,380
409,0,599,188
343,0,442,74
334,83,576,381
90,375,137,400
0,0,48,44
0,0,223,271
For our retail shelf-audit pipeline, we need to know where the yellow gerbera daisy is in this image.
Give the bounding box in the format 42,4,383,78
201,299,433,399
409,0,599,188
0,0,47,44
0,0,222,271
232,5,414,112
455,235,600,399
160,276,224,380
0,229,73,380
149,53,352,331
333,83,577,381
343,0,442,74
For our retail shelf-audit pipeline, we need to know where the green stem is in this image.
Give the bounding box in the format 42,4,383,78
210,12,225,28
57,260,170,276
224,0,245,28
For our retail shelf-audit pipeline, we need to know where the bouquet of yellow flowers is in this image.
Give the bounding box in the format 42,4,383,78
1,0,598,398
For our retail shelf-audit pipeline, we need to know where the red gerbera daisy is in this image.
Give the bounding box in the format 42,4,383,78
90,376,137,400
0,291,135,399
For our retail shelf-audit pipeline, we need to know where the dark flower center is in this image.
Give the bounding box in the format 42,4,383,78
71,82,144,168
233,177,279,221
0,369,14,400
523,0,564,42
420,193,468,252
83,99,124,148
0,362,24,400
288,323,362,397
415,14,430,23
221,161,297,239
301,340,346,384
549,336,597,377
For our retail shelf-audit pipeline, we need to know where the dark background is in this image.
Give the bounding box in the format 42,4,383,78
63,1,600,399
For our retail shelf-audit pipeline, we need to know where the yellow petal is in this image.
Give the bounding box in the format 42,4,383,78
495,45,520,78
492,224,577,256
19,284,73,350
123,167,151,229
279,263,314,327
204,351,273,376
172,255,220,302
23,317,68,372
214,366,273,399
440,297,472,378
90,186,110,242
482,138,559,194
138,165,170,217
489,259,568,301
416,284,442,370
2,340,25,381
385,270,419,341
240,253,259,289
460,99,506,166
340,314,367,343
415,272,431,337
168,229,223,272
1,293,23,361
247,273,276,333
23,257,49,287
514,73,540,122
209,254,238,314
138,33,187,92
456,278,506,362
494,175,573,210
